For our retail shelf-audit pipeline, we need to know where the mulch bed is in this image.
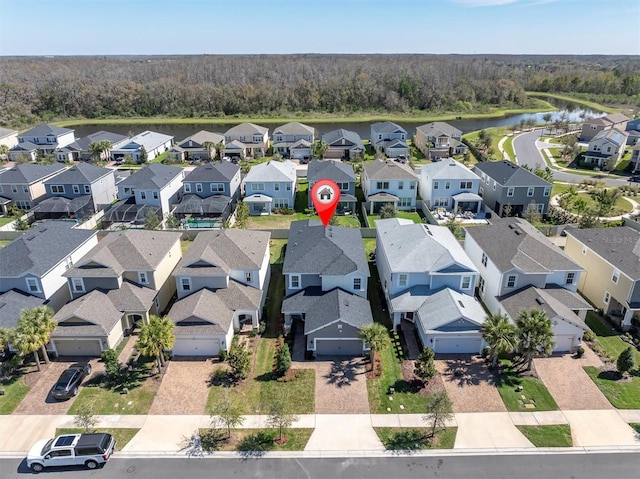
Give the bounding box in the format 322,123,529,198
401,360,446,396
365,351,383,380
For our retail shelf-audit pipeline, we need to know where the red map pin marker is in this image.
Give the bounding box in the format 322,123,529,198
311,179,340,227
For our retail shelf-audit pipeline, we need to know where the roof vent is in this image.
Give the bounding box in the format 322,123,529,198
535,297,545,305
508,224,515,229
458,300,465,308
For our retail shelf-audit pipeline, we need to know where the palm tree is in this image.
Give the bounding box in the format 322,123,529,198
88,140,113,163
137,315,175,371
0,144,9,161
201,141,215,161
215,142,225,161
516,309,555,371
13,306,56,371
359,323,390,364
480,313,517,368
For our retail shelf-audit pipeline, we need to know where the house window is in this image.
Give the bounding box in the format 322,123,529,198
433,181,440,189
398,181,404,190
26,277,40,293
603,291,610,304
274,198,289,208
245,272,252,283
445,181,451,190
154,296,159,310
435,197,448,207
290,275,301,289
210,183,224,193
140,191,147,200
184,183,192,193
251,183,265,191
507,275,517,288
481,253,488,267
84,185,91,194
181,278,191,291
196,183,203,193
527,187,535,197
612,268,620,284
337,182,349,191
409,182,415,190
22,185,28,193
479,276,485,293
566,272,575,285
138,272,149,284
71,278,85,293
460,181,472,189
399,274,407,287
124,187,134,195
376,181,389,189
461,276,471,289
11,185,18,193
398,197,411,207
253,135,262,143
286,183,292,191
51,185,65,193
507,187,514,197
274,183,280,191
153,191,159,200
353,277,362,291
275,135,283,142
544,187,550,197
72,185,80,194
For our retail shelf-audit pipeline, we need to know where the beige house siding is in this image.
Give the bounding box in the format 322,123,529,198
414,130,428,155
107,318,125,348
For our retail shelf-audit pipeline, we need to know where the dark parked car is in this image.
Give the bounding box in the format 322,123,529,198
629,175,640,183
51,363,91,400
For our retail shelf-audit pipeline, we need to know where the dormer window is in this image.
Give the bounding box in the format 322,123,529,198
26,277,40,293
184,183,192,193
138,272,149,284
245,272,252,283
71,278,85,293
73,185,80,194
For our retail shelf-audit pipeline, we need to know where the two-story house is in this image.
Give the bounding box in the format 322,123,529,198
465,218,591,351
116,164,184,218
376,218,485,353
583,128,629,168
8,124,76,160
361,159,418,214
0,221,99,311
168,230,271,356
625,118,640,146
0,127,18,150
307,160,357,214
242,160,297,215
414,122,467,159
564,226,640,331
170,130,225,163
370,121,409,159
224,123,269,159
55,131,130,163
282,220,373,356
322,129,364,160
420,160,482,216
110,131,173,163
0,163,67,213
272,122,315,159
631,142,640,173
174,161,241,226
52,230,182,356
473,160,551,217
580,113,629,142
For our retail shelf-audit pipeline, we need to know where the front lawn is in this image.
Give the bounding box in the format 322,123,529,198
269,239,287,265
495,361,559,411
363,238,376,259
367,211,423,227
517,425,573,447
55,428,139,450
199,428,313,452
247,212,360,229
586,312,640,364
584,366,640,409
375,427,457,450
0,217,17,227
561,192,632,216
0,376,30,414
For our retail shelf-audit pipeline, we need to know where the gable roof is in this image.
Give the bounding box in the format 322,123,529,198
307,160,356,184
0,290,46,329
273,122,314,136
177,130,225,148
43,162,112,185
376,218,477,274
590,128,628,147
183,161,239,183
416,122,462,138
364,159,418,181
20,123,74,138
9,141,39,152
118,163,183,190
0,163,67,185
0,221,97,278
225,122,268,137
421,160,480,181
466,218,583,273
322,129,364,150
371,121,407,135
243,160,297,183
73,131,129,151
120,131,173,151
284,220,369,276
0,127,17,140
602,113,630,125
52,289,122,336
473,160,551,187
565,226,640,279
417,287,486,331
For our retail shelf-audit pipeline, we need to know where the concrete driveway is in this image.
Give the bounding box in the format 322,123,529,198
454,412,534,449
148,360,213,415
436,356,506,413
563,410,640,447
305,357,370,414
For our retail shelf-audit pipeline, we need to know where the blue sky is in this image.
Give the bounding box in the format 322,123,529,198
0,0,638,55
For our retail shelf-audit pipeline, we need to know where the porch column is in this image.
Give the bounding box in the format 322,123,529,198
370,201,374,215
622,309,635,331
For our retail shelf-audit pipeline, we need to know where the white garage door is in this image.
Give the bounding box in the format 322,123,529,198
315,339,363,356
554,335,575,352
433,337,482,354
54,339,103,357
172,338,220,357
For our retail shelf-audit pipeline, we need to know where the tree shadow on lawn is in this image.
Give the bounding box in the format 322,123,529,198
439,357,496,388
237,431,273,458
384,429,429,454
84,358,153,393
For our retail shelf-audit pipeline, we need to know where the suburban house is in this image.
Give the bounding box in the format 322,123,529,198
321,129,364,160
580,113,629,142
37,163,117,220
625,118,640,146
224,123,269,159
116,163,184,218
631,143,640,173
0,127,18,149
582,128,629,168
464,218,591,351
361,159,418,214
564,226,640,331
55,131,130,163
272,122,315,159
307,160,357,214
281,220,373,356
419,160,482,216
170,130,225,163
370,121,409,159
53,230,182,356
0,163,67,213
8,142,39,162
473,160,551,217
168,230,271,356
9,124,76,160
242,160,297,215
174,161,241,227
0,221,99,311
414,122,467,159
376,218,485,353
0,290,47,335
110,131,174,163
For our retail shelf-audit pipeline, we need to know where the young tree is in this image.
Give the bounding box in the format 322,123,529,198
444,217,464,240
414,347,437,384
516,309,555,371
503,203,514,218
275,343,291,377
139,146,148,163
480,313,517,368
534,166,554,183
201,141,215,161
74,403,97,432
137,315,175,371
215,142,225,161
13,217,30,230
143,210,162,230
210,392,245,439
542,112,553,131
266,396,298,442
165,213,180,229
524,201,542,225
359,323,390,364
379,203,397,219
423,392,453,438
0,144,9,160
593,188,620,216
617,347,635,377
227,343,251,380
101,349,121,385
235,201,249,229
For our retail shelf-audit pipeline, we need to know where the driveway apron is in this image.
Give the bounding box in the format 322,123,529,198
148,360,213,415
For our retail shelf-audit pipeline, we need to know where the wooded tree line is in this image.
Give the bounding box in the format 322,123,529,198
0,54,637,127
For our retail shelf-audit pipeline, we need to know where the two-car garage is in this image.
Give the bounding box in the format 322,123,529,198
430,335,483,354
52,339,103,357
314,339,364,356
172,337,221,357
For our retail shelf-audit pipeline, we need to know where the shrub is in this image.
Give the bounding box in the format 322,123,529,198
575,346,585,358
617,347,635,376
218,349,227,362
258,321,266,335
101,349,121,384
228,343,252,380
583,331,596,342
275,343,291,377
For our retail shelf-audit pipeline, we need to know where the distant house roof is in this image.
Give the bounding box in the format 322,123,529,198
565,226,640,279
118,164,183,190
183,162,239,183
322,129,364,150
225,122,268,137
290,138,312,149
0,221,97,278
473,160,551,187
43,162,112,185
0,290,46,329
9,141,39,152
376,218,477,274
590,128,628,147
273,122,314,136
416,122,462,138
466,218,583,274
177,130,225,148
0,163,67,185
421,160,480,181
307,160,356,184
284,220,369,277
20,123,74,138
417,287,486,331
117,130,173,152
173,194,232,216
364,159,418,181
243,160,297,183
602,113,630,125
0,127,17,140
72,131,129,151
371,121,407,135
34,195,93,214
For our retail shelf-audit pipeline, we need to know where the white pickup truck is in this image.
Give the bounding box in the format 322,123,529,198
27,433,116,473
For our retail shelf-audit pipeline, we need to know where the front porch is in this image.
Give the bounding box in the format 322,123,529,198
605,296,638,331
244,194,273,215
365,192,399,215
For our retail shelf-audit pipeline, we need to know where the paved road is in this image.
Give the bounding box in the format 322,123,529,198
513,130,629,187
2,454,640,479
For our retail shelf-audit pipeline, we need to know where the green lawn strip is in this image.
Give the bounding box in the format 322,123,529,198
367,345,428,414
631,424,640,434
269,239,287,265
362,238,376,258
247,211,360,229
0,376,30,414
526,92,620,114
264,265,285,337
0,239,12,247
199,428,313,452
375,427,457,450
551,183,573,198
568,192,632,216
295,180,309,213
0,217,17,227
367,211,422,227
502,136,515,161
55,428,139,450
586,312,640,364
367,262,391,330
516,425,573,447
495,361,558,412
584,366,640,409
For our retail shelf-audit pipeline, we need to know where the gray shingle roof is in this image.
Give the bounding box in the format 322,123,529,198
420,160,480,181
322,129,364,150
565,226,640,279
118,164,183,190
590,128,628,147
52,289,122,336
0,290,46,329
473,160,551,187
273,122,314,136
364,159,418,181
307,160,356,184
34,195,92,214
376,218,477,274
43,162,112,185
466,218,583,273
417,288,486,331
73,131,129,151
183,162,239,183
0,127,17,139
243,160,297,183
20,123,74,138
9,141,39,152
0,221,97,278
225,123,268,137
0,163,67,185
177,130,225,148
284,220,369,277
416,122,462,138
371,121,407,135
105,281,157,312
